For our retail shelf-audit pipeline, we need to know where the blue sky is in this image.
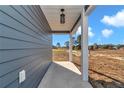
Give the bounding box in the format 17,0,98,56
52,34,69,46
53,5,124,46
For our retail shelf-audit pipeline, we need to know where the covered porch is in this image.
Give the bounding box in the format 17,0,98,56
38,5,95,88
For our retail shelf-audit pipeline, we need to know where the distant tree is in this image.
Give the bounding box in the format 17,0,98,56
73,35,81,50
93,43,98,49
73,40,78,46
117,44,121,49
64,41,69,48
72,37,79,50
72,37,78,46
89,46,94,50
72,45,75,50
108,44,113,50
52,45,57,49
56,42,61,48
72,37,75,44
77,35,81,46
76,45,81,50
101,44,109,49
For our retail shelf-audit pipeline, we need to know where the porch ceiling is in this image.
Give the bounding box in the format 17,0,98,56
40,6,83,32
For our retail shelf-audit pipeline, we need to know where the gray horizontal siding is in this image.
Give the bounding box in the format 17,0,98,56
0,5,52,88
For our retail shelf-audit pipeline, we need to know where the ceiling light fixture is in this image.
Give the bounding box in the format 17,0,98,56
60,9,65,24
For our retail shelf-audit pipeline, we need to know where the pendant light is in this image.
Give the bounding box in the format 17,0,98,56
60,9,65,24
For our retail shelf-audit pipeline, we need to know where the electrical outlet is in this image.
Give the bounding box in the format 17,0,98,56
19,70,26,84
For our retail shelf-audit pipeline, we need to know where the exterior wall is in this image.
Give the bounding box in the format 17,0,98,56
0,5,52,88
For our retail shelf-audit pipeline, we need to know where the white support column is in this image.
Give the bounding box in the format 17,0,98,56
69,33,73,62
81,8,89,81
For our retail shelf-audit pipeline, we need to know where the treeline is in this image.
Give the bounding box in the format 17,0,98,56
53,44,124,50
53,34,124,50
89,44,124,50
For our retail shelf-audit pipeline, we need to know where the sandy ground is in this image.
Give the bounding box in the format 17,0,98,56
52,49,69,61
53,49,124,88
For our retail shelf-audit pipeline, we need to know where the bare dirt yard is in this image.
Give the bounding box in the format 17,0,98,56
52,48,124,88
53,48,69,61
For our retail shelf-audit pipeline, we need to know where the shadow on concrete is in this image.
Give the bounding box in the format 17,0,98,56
38,62,92,88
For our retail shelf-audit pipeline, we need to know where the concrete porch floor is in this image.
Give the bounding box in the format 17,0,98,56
38,62,92,88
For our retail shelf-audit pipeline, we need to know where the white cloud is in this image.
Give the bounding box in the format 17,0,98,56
102,29,113,38
76,26,81,35
88,27,95,38
101,9,124,27
76,26,95,38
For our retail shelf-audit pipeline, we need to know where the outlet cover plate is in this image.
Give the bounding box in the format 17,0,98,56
19,70,26,84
